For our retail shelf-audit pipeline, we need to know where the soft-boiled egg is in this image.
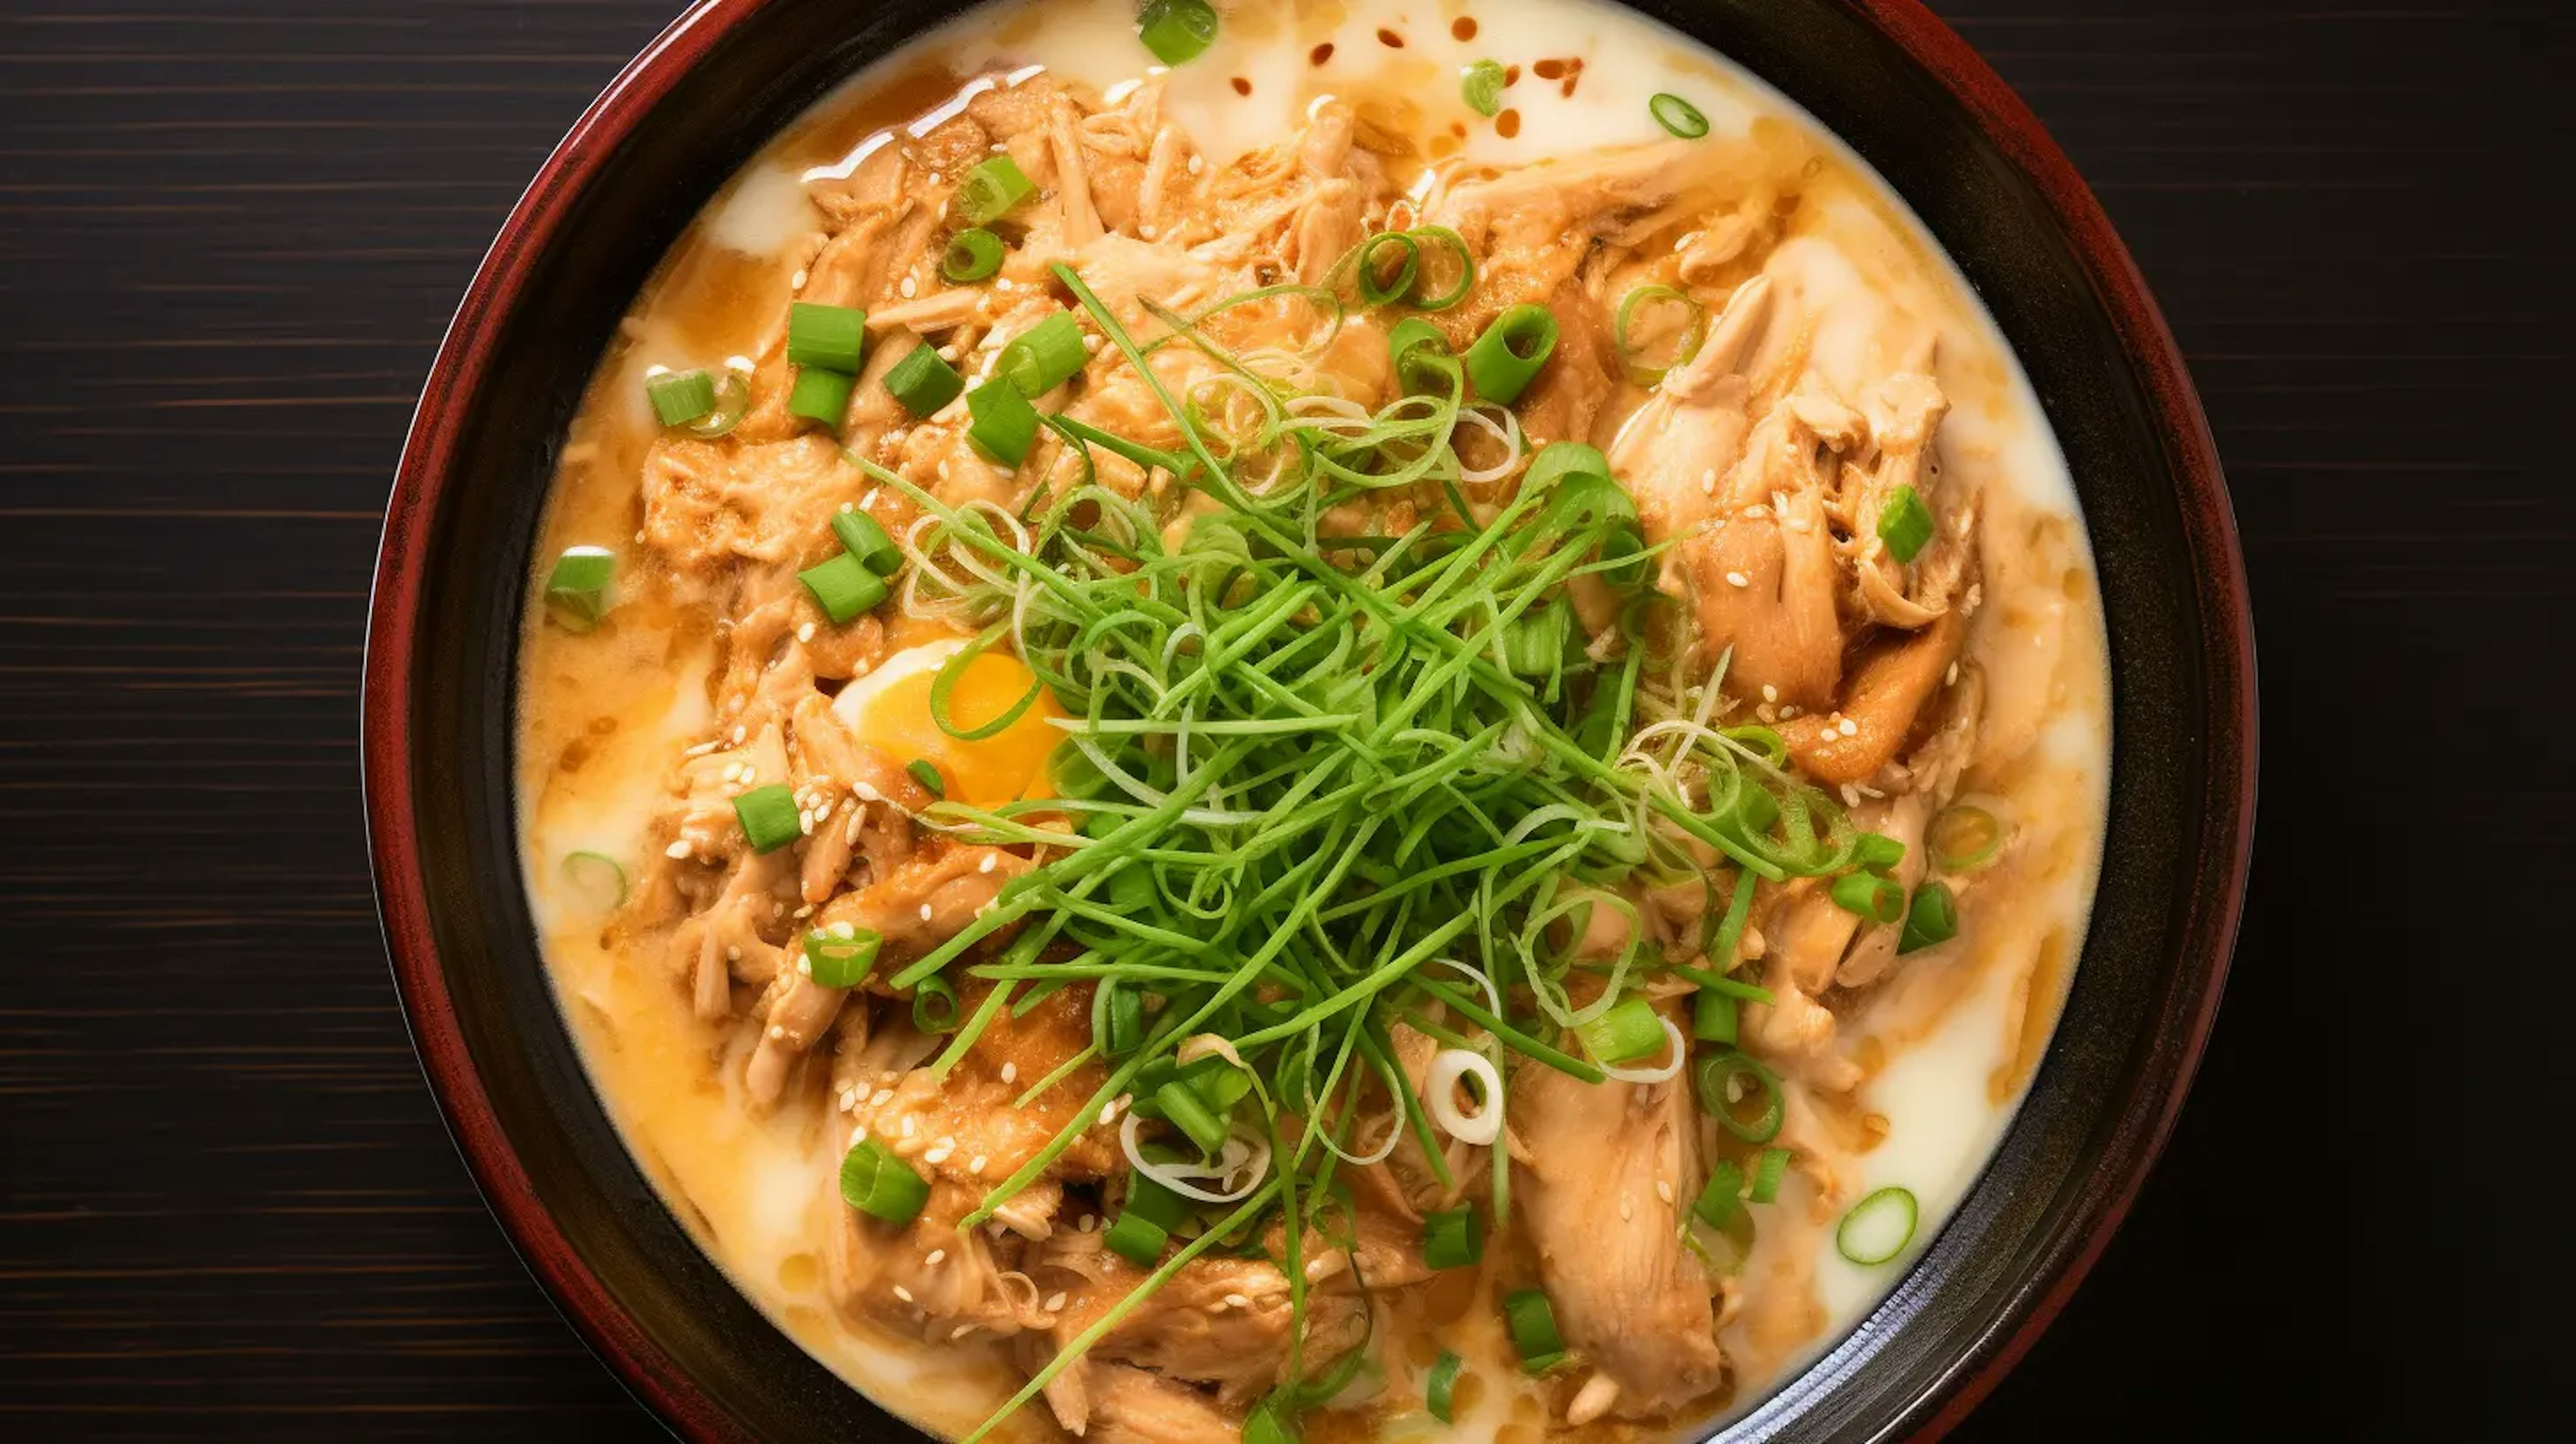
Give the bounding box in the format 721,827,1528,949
830,636,1064,807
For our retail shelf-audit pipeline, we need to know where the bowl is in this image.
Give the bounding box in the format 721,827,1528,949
362,1,2257,1438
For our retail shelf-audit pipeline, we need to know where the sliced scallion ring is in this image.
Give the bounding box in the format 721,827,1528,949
1929,804,2004,871
1406,226,1476,311
1614,285,1706,382
1695,1049,1785,1144
943,226,1006,282
1460,60,1506,118
1426,1349,1464,1423
1352,231,1421,307
1835,1185,1919,1266
561,850,627,911
543,546,614,631
684,366,751,438
645,368,716,427
1650,91,1711,139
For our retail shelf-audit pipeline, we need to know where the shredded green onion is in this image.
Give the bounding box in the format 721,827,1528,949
1419,1206,1483,1270
1748,1147,1792,1204
1103,1208,1169,1266
1829,869,1906,924
1897,880,1960,954
787,365,857,432
1000,313,1090,397
786,302,867,372
1426,1350,1464,1423
833,509,902,576
1503,1289,1564,1373
906,758,947,798
1692,986,1738,1044
799,551,887,625
1693,1156,1746,1228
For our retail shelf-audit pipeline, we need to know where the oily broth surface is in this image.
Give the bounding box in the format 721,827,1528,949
515,0,2110,1438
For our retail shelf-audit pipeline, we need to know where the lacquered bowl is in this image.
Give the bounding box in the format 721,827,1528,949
362,1,2256,1438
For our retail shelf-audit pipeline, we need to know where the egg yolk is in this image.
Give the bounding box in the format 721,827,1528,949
852,649,1063,807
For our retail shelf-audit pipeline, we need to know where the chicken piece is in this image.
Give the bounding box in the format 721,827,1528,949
1741,889,1864,1093
1432,140,1741,256
1511,1061,1727,1418
1048,91,1104,251
1033,1235,1362,1405
825,1177,1043,1342
1612,276,1777,546
1833,791,1931,990
640,433,852,582
1087,1365,1238,1444
1843,366,1963,629
1778,607,1969,786
845,979,1118,1200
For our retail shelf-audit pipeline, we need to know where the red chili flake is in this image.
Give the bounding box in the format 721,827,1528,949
1452,17,1479,41
1496,108,1521,138
1503,64,1521,85
1533,58,1566,81
1377,27,1405,48
1231,76,1252,95
1310,42,1335,66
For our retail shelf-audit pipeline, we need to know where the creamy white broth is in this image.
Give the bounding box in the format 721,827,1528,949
518,0,2108,1439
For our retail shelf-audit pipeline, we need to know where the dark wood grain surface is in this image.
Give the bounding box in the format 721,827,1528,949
3,1,2565,1438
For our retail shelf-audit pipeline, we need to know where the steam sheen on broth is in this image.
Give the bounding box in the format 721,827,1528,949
516,2,2109,1441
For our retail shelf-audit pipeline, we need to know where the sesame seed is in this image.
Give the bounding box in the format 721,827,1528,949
1099,1101,1119,1125
851,1125,869,1145
1725,570,1750,588
979,853,997,874
901,1116,917,1137
925,1248,946,1266
1078,1214,1096,1232
1619,1195,1633,1221
1839,717,1859,737
1044,1291,1068,1312
731,725,747,745
1224,1292,1250,1308
1656,1180,1674,1204
665,839,694,859
969,1154,988,1174
726,945,741,962
1761,684,1778,703
831,920,856,939
893,1285,914,1303
767,1025,785,1039
918,902,934,921
1000,1062,1018,1084
1140,223,1159,240
900,274,918,299
925,1145,953,1165
951,1325,976,1341
797,958,812,977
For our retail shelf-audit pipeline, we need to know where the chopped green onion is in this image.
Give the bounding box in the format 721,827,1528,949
1692,987,1738,1044
1878,483,1936,564
1695,1050,1785,1144
906,758,947,797
912,974,961,1033
561,850,627,911
1613,286,1705,382
953,155,1035,225
1748,1147,1792,1204
966,379,1040,466
1576,994,1664,1066
803,927,882,989
1897,880,1960,954
1461,59,1505,117
1829,870,1906,924
787,364,857,431
1155,1078,1229,1153
1387,315,1453,395
1108,859,1156,913
1137,0,1218,66
943,226,1006,282
686,368,751,438
1650,92,1710,140
731,784,800,854
799,551,888,625
1426,1351,1464,1423
1503,1289,1564,1373
1124,1172,1190,1231
840,1137,931,1225
1462,304,1558,405
544,546,614,629
1352,231,1419,307
884,344,965,418
1835,1185,1919,1266
1693,1157,1746,1228
1000,313,1089,397
645,368,716,426
832,509,902,575
1853,832,1907,874
1929,804,2004,872
1406,226,1476,311
1419,1206,1483,1270
1103,1207,1170,1266
786,302,868,372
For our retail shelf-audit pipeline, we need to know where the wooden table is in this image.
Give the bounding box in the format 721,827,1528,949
2,1,2562,1437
